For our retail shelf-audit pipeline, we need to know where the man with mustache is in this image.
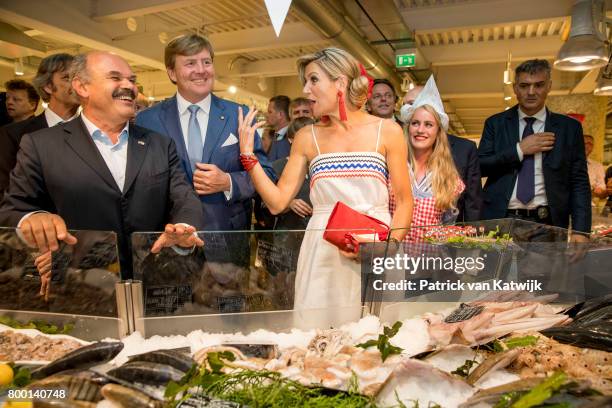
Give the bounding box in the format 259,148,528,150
136,34,274,232
0,51,205,278
0,53,80,196
478,59,591,238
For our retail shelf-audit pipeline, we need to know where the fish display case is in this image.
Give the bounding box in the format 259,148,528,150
365,218,609,321
1,223,611,408
585,207,612,298
130,228,377,337
0,227,126,341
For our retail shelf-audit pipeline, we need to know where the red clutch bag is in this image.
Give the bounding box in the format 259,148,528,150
323,201,390,253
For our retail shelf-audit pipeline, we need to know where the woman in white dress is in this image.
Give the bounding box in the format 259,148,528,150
238,48,413,310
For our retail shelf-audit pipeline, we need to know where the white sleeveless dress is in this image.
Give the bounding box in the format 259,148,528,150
294,121,391,310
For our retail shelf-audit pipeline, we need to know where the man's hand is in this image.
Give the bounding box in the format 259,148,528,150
519,132,555,155
19,213,77,253
568,233,589,264
150,223,204,254
34,251,52,302
193,163,231,195
288,199,312,218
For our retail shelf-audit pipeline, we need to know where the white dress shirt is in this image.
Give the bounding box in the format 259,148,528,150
44,107,80,127
275,125,288,141
176,92,210,152
176,92,232,200
17,113,129,230
81,113,129,192
508,106,548,209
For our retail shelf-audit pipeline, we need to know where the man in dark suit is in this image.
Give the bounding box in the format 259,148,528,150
136,34,274,231
0,51,205,277
478,59,591,236
4,79,39,124
0,53,80,196
266,95,291,162
402,86,483,221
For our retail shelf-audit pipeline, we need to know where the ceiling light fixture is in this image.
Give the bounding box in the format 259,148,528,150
594,60,612,95
503,83,513,101
126,17,138,32
14,58,24,76
228,85,237,94
503,52,513,84
554,0,609,71
257,77,268,92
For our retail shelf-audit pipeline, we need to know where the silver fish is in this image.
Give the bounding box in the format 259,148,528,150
221,342,278,359
466,349,520,385
128,349,196,373
32,400,97,408
31,374,103,402
31,341,124,380
107,361,184,386
100,383,162,408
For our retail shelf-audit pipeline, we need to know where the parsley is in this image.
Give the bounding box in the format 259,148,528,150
356,321,403,362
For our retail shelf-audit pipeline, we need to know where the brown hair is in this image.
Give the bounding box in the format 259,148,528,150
287,116,316,140
32,53,74,102
269,95,290,119
165,34,214,70
297,47,369,108
5,79,39,107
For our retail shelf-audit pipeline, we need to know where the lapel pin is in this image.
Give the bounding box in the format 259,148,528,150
138,140,145,145
220,115,225,120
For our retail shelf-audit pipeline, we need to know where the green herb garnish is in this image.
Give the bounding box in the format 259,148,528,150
356,321,403,362
511,371,567,408
166,367,375,408
0,316,73,334
451,358,477,377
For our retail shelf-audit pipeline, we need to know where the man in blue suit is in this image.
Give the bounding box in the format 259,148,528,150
136,34,273,231
478,59,591,236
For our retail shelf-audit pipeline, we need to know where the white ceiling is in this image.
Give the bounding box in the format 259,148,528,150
0,0,607,137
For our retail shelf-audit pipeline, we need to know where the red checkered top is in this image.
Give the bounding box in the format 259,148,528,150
389,175,465,243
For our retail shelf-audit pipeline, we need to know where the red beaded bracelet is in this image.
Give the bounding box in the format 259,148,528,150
240,153,259,172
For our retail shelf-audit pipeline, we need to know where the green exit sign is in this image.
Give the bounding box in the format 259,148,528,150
396,54,415,68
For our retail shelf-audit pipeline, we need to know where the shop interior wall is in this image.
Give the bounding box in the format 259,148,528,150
547,94,608,162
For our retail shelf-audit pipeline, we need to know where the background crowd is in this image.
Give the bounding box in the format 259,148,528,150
0,33,608,294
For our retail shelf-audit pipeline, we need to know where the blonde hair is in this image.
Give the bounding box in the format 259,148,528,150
408,105,460,211
297,47,369,108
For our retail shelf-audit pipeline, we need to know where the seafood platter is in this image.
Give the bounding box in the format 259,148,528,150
0,221,610,407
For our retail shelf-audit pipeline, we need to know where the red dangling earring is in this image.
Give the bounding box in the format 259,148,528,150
337,90,348,121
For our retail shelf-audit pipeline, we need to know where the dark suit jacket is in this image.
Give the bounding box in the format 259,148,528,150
272,157,311,230
0,113,48,196
478,105,591,232
448,134,482,222
136,94,275,231
0,118,205,277
267,136,291,162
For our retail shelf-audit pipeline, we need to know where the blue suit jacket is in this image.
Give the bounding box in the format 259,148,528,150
478,105,591,232
136,94,275,231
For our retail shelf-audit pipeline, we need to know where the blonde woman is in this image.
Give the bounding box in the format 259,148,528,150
238,47,413,310
393,76,463,242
